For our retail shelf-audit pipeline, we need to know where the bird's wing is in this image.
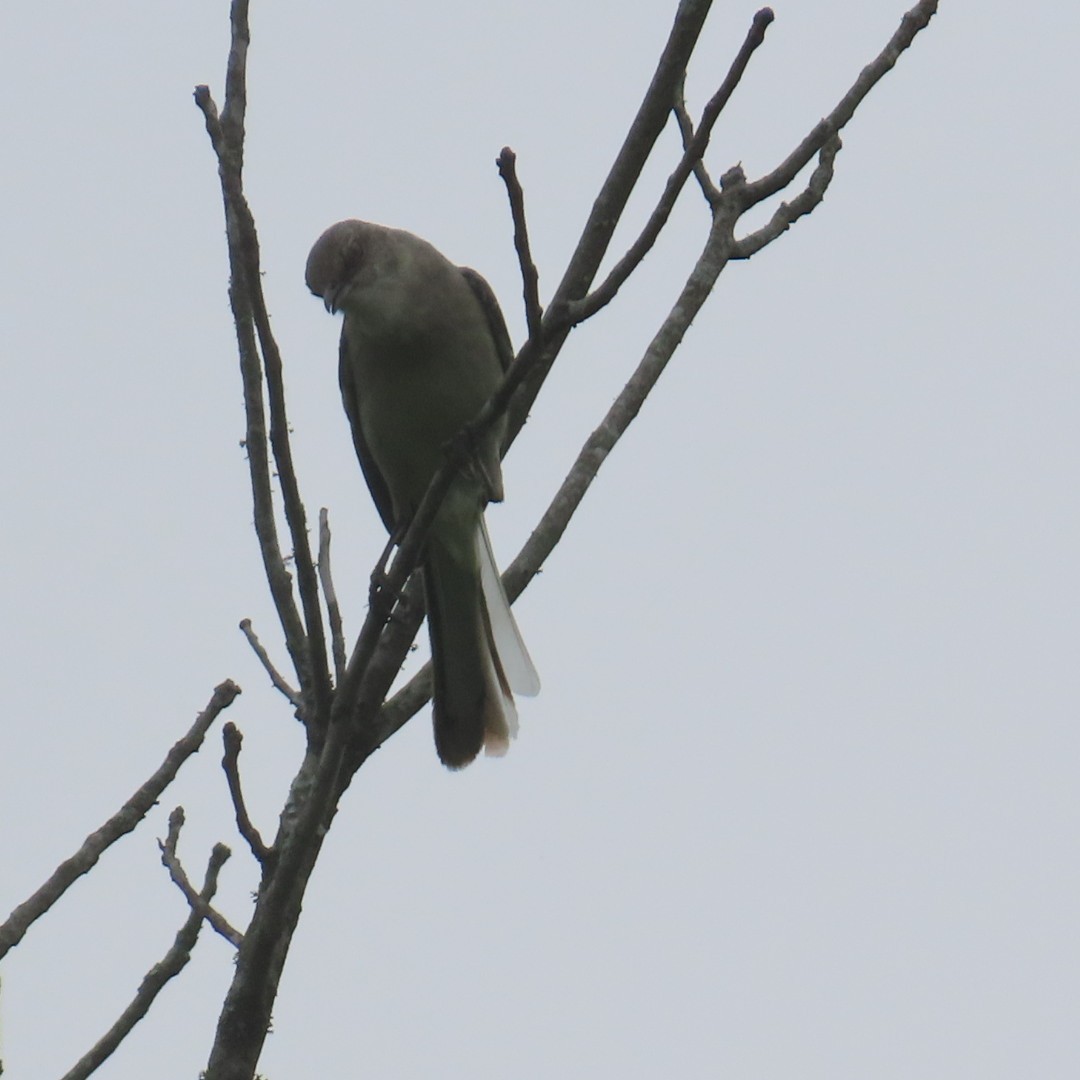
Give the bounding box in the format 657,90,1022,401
459,266,514,375
338,328,396,532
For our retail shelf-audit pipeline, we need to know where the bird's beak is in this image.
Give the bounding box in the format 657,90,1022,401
322,285,340,315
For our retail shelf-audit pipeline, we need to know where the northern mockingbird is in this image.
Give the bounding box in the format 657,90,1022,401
306,220,539,768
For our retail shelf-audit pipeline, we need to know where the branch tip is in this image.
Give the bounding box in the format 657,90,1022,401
221,722,272,863
239,618,302,706
159,813,242,949
497,146,543,339
317,508,348,685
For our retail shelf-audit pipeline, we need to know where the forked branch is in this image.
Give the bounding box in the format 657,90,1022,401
59,842,233,1080
195,0,331,732
159,808,243,948
0,680,240,960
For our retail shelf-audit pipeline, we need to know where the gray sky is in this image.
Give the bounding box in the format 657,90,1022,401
2,2,1078,1077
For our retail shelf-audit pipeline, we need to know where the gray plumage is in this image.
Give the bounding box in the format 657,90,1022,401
305,220,539,768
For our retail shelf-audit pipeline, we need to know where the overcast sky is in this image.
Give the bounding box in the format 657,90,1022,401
2,2,1078,1077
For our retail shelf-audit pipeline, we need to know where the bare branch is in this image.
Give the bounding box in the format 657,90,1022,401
196,74,308,689
215,440,487,1039
203,745,342,1079
673,73,720,203
239,618,301,706
196,0,333,729
222,723,271,863
572,7,774,322
317,508,347,685
58,843,231,1080
731,133,842,258
193,85,224,154
255,285,332,725
219,0,249,151
159,809,243,949
0,680,240,960
501,224,735,641
497,147,543,339
738,0,938,211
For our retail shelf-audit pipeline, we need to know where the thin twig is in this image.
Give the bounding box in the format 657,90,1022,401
731,133,842,258
195,0,334,731
673,73,720,203
59,844,231,1080
737,0,938,211
318,507,347,685
197,76,309,696
0,681,240,960
223,0,331,723
254,261,333,725
222,723,271,863
159,809,243,949
198,8,351,1074
203,738,343,1080
239,618,302,706
496,147,543,339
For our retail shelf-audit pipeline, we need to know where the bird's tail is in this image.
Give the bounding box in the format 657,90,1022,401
425,516,539,769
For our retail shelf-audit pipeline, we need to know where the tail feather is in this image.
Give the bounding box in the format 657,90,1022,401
425,515,530,769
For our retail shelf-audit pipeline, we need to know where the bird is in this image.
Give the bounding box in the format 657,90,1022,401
305,219,539,768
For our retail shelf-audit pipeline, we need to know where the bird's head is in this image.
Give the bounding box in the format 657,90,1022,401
305,219,377,314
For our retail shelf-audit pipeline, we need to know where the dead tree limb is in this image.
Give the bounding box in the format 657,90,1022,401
58,842,232,1080
0,680,240,960
159,808,243,948
221,723,271,864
